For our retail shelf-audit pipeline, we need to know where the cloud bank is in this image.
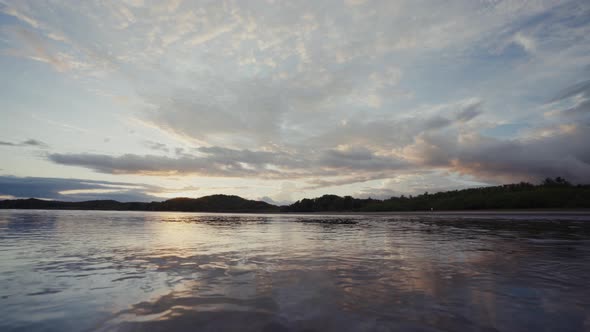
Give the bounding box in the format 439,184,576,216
0,176,160,202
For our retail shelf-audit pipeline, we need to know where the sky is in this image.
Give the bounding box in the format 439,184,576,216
1,0,589,204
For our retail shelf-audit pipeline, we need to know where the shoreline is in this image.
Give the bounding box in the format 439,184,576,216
282,209,590,216
1,208,590,216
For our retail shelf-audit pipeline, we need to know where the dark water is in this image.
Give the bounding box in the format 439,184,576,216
1,210,590,332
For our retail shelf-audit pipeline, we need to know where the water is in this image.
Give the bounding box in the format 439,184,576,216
1,210,590,332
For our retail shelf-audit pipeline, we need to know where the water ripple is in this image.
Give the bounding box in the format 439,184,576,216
0,210,589,331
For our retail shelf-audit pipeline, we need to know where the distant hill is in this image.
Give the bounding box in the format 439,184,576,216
154,195,278,212
1,178,589,212
0,195,279,213
282,178,590,212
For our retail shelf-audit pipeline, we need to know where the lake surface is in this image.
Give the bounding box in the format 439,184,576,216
1,210,590,332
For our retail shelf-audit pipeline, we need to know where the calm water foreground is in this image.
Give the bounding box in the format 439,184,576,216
1,210,589,332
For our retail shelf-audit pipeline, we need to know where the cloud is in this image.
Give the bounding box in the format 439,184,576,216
300,99,484,151
143,140,169,153
0,176,160,201
550,79,590,102
319,146,409,172
21,139,48,147
47,151,287,178
46,144,409,181
6,0,566,147
3,0,590,196
455,101,483,122
562,99,590,117
352,174,485,199
271,182,298,205
546,80,590,117
303,173,393,190
0,139,49,148
46,89,590,188
512,32,536,54
404,124,590,183
1,4,40,28
12,28,68,71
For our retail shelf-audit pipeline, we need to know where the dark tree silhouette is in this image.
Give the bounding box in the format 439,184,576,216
282,178,589,212
1,177,588,212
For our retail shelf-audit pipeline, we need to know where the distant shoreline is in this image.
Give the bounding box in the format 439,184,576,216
282,209,590,216
1,208,590,216
2,181,589,214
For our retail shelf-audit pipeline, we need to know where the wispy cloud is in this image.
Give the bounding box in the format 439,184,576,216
0,138,48,148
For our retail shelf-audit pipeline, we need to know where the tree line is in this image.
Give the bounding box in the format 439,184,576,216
1,178,588,212
281,178,590,212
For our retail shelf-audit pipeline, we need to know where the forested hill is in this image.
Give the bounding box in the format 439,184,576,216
282,179,590,212
0,194,279,213
1,178,589,212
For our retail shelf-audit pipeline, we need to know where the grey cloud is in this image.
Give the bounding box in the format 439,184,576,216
550,79,590,102
424,116,452,131
407,125,590,183
143,66,369,149
320,147,409,172
143,76,290,148
196,146,285,165
22,139,48,147
455,102,483,122
353,187,402,200
548,80,590,116
47,144,412,184
563,99,590,116
194,146,307,173
143,140,169,153
46,90,590,188
546,80,590,117
0,176,160,202
0,139,48,148
47,152,286,178
304,103,481,150
48,153,214,176
424,101,483,131
303,173,393,190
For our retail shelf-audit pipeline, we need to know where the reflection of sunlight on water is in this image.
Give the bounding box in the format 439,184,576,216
1,211,590,331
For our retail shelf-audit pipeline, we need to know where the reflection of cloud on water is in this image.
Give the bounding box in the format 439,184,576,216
96,251,499,331
4,211,590,331
98,222,590,332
